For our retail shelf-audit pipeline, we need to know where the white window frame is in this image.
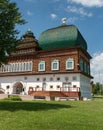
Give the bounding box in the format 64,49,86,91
38,61,45,72
66,58,74,70
0,61,33,72
51,60,59,71
29,62,32,71
24,62,26,71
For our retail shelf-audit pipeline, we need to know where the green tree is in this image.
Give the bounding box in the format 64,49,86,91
93,82,100,94
100,85,103,95
93,82,103,95
0,0,25,65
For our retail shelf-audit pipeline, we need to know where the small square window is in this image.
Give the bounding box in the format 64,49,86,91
24,77,27,80
57,77,60,81
50,86,53,89
50,77,53,81
36,86,39,88
65,77,69,81
43,78,46,81
72,76,77,81
37,78,40,81
57,85,60,88
73,85,76,88
6,85,10,89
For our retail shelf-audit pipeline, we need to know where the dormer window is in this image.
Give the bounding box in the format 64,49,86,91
38,61,45,71
66,58,74,70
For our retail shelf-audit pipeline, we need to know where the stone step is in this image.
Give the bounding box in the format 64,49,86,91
20,95,34,100
0,94,8,99
0,94,34,100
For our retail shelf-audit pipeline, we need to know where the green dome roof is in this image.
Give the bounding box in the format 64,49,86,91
38,24,87,50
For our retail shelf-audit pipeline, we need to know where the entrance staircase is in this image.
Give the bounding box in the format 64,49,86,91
0,94,8,99
20,95,34,100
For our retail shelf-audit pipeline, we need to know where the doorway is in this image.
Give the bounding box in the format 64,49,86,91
13,82,23,94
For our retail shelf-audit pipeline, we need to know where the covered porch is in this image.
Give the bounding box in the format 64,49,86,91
28,86,81,100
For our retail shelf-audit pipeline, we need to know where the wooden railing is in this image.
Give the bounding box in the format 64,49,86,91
28,87,80,92
28,87,81,99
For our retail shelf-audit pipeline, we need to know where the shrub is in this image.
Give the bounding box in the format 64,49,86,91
4,95,22,101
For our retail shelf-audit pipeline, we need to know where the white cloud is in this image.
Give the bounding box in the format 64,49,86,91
51,13,57,19
67,0,103,7
91,52,103,83
67,17,78,23
66,6,93,17
27,10,33,16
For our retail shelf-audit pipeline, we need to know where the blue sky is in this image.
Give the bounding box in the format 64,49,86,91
11,0,103,83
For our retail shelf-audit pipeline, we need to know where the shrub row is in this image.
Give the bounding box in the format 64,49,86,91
4,95,22,101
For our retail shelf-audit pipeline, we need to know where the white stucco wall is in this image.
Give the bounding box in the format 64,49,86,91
80,74,91,99
0,73,91,99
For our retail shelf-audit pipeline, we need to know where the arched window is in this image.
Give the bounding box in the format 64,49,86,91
51,60,59,71
14,63,16,72
11,64,14,72
66,58,74,70
15,63,17,72
24,62,26,71
7,64,10,72
38,61,45,71
21,62,24,71
29,62,32,71
26,62,29,71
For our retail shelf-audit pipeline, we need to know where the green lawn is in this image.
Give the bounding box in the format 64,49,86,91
0,98,103,130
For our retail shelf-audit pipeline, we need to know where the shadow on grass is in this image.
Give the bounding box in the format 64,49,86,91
0,101,71,112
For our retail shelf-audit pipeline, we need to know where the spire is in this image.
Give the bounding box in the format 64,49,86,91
61,17,67,25
23,29,35,38
28,28,31,31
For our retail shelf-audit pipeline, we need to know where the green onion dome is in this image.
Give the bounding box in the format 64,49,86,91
38,24,87,50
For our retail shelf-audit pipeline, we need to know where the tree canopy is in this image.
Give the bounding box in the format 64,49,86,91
92,82,103,95
0,0,25,65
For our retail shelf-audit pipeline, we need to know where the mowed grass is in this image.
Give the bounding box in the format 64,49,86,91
0,98,103,130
